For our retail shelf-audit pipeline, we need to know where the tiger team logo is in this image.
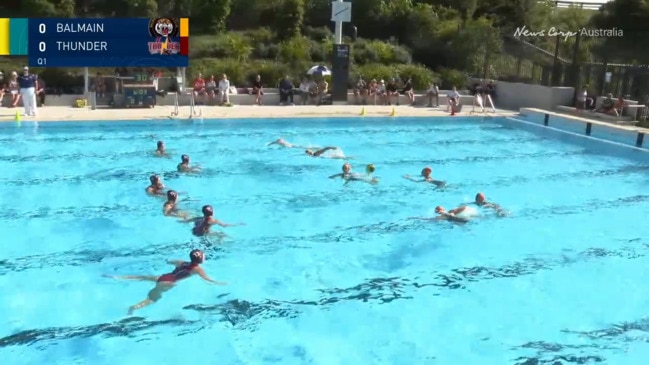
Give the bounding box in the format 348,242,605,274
147,18,181,55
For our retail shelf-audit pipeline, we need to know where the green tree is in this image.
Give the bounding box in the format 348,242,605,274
590,0,649,63
194,0,232,33
274,0,306,40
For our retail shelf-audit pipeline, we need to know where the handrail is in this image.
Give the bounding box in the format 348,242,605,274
189,92,202,119
170,93,179,117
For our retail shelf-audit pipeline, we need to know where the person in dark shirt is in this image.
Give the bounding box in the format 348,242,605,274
251,74,264,105
386,78,400,105
279,75,294,105
17,66,37,116
401,78,414,105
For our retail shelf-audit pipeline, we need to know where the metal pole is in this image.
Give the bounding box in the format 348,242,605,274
334,0,343,44
83,67,89,93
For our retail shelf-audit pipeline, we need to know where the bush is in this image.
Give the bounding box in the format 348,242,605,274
303,26,332,40
437,68,470,89
277,36,311,65
352,63,436,89
352,39,412,65
191,34,253,60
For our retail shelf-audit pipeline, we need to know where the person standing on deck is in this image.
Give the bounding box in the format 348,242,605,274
18,66,37,116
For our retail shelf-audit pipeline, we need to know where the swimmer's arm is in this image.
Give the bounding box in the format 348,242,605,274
167,260,184,267
213,218,245,227
448,206,466,215
194,267,227,285
402,175,423,182
329,173,343,179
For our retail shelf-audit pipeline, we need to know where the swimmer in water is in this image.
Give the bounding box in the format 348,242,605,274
162,190,189,218
403,167,446,188
154,141,168,157
474,192,507,216
186,205,245,237
329,163,378,185
104,249,226,315
305,146,349,159
145,175,166,196
177,154,201,173
267,138,309,148
434,205,471,223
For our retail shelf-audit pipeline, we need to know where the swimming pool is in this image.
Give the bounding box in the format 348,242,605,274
1,115,649,364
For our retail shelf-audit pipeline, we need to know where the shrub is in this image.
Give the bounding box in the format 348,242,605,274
353,63,436,89
242,27,276,43
277,36,311,66
437,68,470,89
191,33,253,60
352,39,412,65
303,26,332,41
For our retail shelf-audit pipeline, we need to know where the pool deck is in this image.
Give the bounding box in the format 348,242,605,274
0,105,518,122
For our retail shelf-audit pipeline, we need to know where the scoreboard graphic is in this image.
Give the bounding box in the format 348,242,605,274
0,18,190,67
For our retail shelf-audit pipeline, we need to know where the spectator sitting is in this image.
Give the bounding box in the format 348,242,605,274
279,75,294,105
193,73,207,105
386,78,400,105
218,74,231,105
596,93,616,115
298,78,310,105
36,76,46,106
250,74,264,105
353,77,368,105
308,79,319,104
613,96,627,116
446,86,460,113
376,80,387,105
317,79,328,106
9,71,20,107
367,79,377,105
401,78,415,106
426,82,439,107
0,71,5,105
206,75,217,103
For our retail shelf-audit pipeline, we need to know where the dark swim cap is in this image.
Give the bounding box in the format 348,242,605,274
202,205,213,216
167,190,177,200
181,154,189,162
157,141,164,148
149,175,159,183
189,249,204,263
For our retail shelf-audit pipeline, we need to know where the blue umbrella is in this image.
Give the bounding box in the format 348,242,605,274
306,65,332,76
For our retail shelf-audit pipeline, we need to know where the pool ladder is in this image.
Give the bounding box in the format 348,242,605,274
170,92,202,119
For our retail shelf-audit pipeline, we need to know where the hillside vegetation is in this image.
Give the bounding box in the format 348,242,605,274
0,0,643,89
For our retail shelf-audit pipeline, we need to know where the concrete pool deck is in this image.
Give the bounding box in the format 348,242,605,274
0,105,518,122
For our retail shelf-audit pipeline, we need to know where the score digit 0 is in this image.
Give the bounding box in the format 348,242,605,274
39,42,46,52
39,23,46,33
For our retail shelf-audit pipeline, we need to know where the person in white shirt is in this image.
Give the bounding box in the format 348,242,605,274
446,87,460,113
298,78,310,105
376,79,386,105
218,74,231,105
426,82,439,107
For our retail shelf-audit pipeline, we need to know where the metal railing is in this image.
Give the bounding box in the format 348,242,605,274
169,92,202,119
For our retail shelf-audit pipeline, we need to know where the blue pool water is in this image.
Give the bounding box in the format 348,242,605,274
1,116,649,364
